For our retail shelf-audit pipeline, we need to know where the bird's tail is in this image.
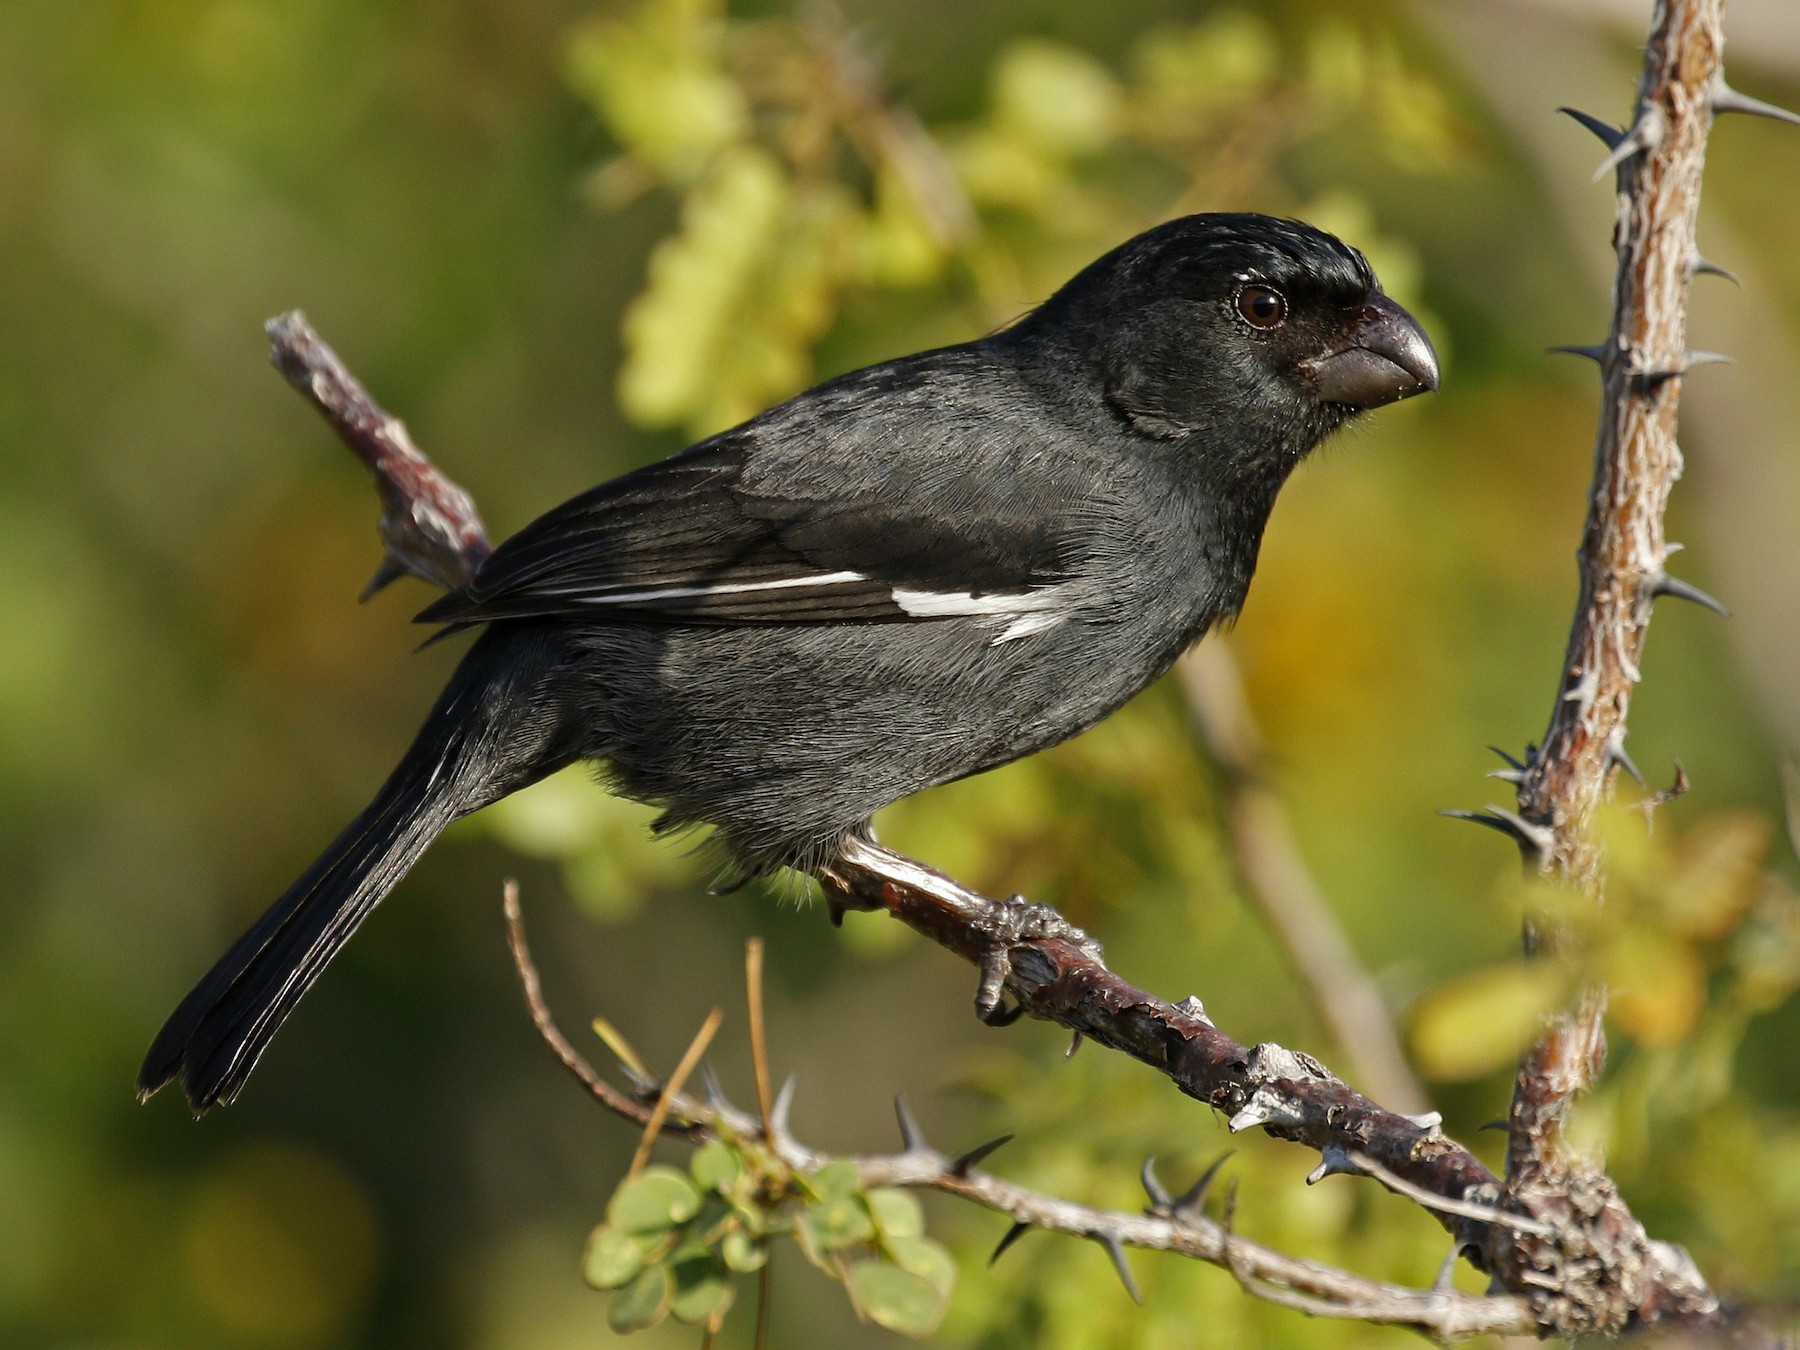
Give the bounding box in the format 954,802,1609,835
138,627,570,1113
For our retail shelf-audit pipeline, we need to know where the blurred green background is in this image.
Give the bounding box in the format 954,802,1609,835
5,0,1800,1345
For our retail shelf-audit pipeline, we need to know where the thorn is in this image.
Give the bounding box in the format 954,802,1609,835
1480,1118,1509,1132
1650,572,1730,617
1306,1144,1356,1186
1440,807,1555,857
989,1221,1031,1266
1712,70,1800,128
951,1133,1014,1176
1486,765,1525,785
1592,103,1664,181
1563,668,1599,706
702,1064,733,1114
1174,995,1211,1025
360,554,408,602
1404,1110,1444,1136
1548,343,1606,364
1065,1031,1084,1060
894,1095,927,1153
1228,1087,1303,1134
1174,1151,1234,1220
1435,1241,1471,1292
1558,105,1625,150
1489,745,1527,772
1684,350,1734,370
1607,735,1647,788
1099,1235,1142,1304
1141,1157,1174,1211
769,1074,797,1138
1691,254,1741,286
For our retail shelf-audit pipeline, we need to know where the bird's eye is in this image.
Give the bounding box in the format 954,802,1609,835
1235,284,1287,330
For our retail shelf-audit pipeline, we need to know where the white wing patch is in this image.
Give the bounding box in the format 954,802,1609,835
890,584,1074,643
521,569,1072,641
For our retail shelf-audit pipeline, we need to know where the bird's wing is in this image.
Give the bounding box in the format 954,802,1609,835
416,357,1093,631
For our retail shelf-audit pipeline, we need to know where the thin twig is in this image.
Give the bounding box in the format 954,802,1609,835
628,1008,722,1178
502,880,675,1131
745,938,775,1136
1345,1152,1554,1237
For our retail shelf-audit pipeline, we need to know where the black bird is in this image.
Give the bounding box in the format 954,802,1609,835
140,213,1438,1112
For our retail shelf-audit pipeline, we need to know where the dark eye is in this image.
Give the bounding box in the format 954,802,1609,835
1236,284,1287,330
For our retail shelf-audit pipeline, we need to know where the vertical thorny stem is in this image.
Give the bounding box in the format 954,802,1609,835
1516,2,1720,883
1492,0,1728,1333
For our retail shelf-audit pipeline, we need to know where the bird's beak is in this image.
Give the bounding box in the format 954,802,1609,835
1303,293,1439,409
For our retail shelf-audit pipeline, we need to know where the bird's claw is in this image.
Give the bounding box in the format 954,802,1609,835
973,894,1101,1025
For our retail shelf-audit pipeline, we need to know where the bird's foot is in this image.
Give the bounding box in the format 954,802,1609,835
973,895,1102,1026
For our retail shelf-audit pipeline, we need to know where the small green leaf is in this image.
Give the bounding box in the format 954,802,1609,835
582,1225,655,1290
684,1195,735,1247
722,1230,768,1273
609,1166,702,1234
608,1264,673,1334
691,1141,743,1194
808,1160,863,1202
851,1261,948,1337
887,1235,956,1299
670,1253,734,1325
867,1189,924,1240
801,1194,875,1252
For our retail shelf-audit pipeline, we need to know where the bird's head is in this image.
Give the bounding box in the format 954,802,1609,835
1013,213,1438,458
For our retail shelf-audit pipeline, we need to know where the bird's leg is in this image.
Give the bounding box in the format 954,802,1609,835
817,837,1104,1027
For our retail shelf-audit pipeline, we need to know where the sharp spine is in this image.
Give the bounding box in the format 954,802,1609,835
769,1074,797,1137
951,1133,1014,1176
1140,1157,1174,1211
1691,254,1741,286
1440,807,1555,857
1174,1151,1234,1221
361,554,408,601
1607,736,1647,788
1557,106,1625,150
1100,1235,1143,1304
1592,104,1664,181
894,1095,927,1153
1548,343,1607,364
1651,573,1729,616
989,1221,1031,1267
1712,71,1800,127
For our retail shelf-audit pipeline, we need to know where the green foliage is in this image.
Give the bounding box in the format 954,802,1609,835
582,1134,955,1337
563,0,1465,439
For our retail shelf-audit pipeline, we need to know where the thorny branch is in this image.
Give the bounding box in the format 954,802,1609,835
502,882,1533,1340
1444,0,1794,1336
